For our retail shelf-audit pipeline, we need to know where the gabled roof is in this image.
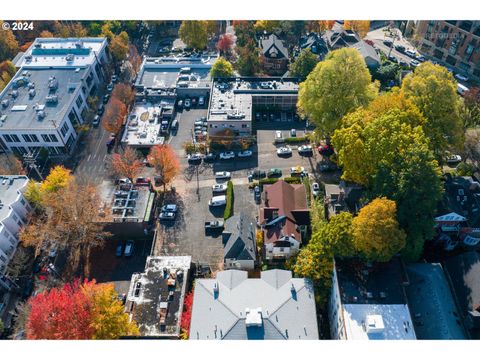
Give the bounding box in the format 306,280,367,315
259,180,309,244
435,212,467,223
324,26,360,49
259,34,288,59
223,213,257,262
351,41,381,65
189,270,319,340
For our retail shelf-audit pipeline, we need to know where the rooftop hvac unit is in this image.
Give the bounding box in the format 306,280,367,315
1,99,9,108
34,43,42,48
48,77,58,90
29,89,36,98
66,54,75,62
366,315,385,334
37,110,46,120
11,90,18,99
46,95,58,104
24,54,32,62
74,41,84,48
28,82,35,89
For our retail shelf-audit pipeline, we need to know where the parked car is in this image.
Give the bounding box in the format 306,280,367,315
198,96,205,107
395,44,405,53
237,150,253,158
290,166,306,176
111,75,118,83
115,242,123,257
249,169,266,179
399,60,409,67
135,177,151,185
106,83,114,92
383,39,393,47
159,211,176,221
215,171,231,180
254,186,261,204
103,94,110,104
388,55,397,62
115,178,131,185
267,168,282,178
405,49,417,58
177,99,184,108
212,183,227,193
204,153,217,162
290,129,297,137
184,98,191,108
298,145,313,155
209,195,227,207
455,73,469,82
274,130,284,144
410,59,420,67
124,240,134,257
319,162,338,172
415,54,425,62
161,204,178,213
204,220,224,229
312,182,320,198
97,104,105,115
277,146,292,156
219,151,235,160
446,154,462,164
194,119,205,126
92,115,101,127
188,153,203,164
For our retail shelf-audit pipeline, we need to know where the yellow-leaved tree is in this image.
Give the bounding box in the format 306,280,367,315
39,165,74,195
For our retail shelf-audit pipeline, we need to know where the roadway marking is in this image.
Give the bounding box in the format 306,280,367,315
87,154,92,162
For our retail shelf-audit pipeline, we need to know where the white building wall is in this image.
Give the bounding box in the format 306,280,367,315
264,239,300,261
224,259,255,270
328,265,346,339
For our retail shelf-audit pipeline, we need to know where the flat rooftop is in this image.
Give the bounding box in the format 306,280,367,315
0,67,85,131
15,37,107,68
0,175,29,221
405,263,466,339
126,256,191,338
121,101,173,147
136,56,216,90
208,78,299,123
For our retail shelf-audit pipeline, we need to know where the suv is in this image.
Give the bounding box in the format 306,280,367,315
124,240,134,257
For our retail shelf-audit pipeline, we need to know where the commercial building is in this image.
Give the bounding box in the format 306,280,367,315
329,257,416,340
189,269,319,340
125,256,192,338
208,77,299,137
0,37,108,157
416,21,480,81
0,175,30,276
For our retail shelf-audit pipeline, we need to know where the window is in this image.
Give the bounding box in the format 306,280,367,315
241,124,248,128
65,134,75,152
22,134,32,143
0,254,7,263
11,134,20,143
49,134,58,142
21,198,25,205
12,214,18,222
446,55,457,66
3,134,12,143
60,122,69,137
42,134,51,142
30,134,39,142
75,95,84,108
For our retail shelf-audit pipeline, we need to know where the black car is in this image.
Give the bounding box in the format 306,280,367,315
204,153,217,162
395,45,406,53
388,55,397,62
97,104,105,116
254,186,261,204
103,94,110,104
249,169,266,179
115,242,123,257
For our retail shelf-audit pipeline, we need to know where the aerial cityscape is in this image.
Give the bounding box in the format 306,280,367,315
1,19,480,341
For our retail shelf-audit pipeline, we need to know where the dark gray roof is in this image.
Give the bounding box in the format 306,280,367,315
444,251,480,338
223,213,257,262
259,34,288,59
406,263,466,339
189,269,319,340
324,27,360,49
351,41,381,66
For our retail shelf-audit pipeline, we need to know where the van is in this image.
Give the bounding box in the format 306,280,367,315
457,83,469,96
209,195,227,207
274,130,284,144
179,67,191,74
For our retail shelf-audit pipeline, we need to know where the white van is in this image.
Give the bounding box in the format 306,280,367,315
179,67,191,74
209,195,227,207
457,83,469,96
274,130,284,144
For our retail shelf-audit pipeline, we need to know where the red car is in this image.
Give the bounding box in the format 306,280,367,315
318,144,334,157
135,177,151,186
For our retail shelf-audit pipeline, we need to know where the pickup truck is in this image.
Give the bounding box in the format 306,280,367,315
205,220,224,229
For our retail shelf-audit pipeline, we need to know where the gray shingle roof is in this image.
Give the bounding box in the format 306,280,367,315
189,269,319,340
222,213,256,262
259,34,288,59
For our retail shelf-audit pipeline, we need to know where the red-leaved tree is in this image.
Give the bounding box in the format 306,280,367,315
180,290,194,338
216,33,234,57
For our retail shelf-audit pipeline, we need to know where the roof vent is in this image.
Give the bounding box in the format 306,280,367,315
29,89,36,98
37,110,46,120
66,54,75,62
213,282,219,294
46,95,58,104
11,90,18,99
366,315,385,334
1,99,9,108
245,308,263,327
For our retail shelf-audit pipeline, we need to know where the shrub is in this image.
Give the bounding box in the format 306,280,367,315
303,177,311,206
456,162,475,177
248,181,259,189
284,177,302,184
284,135,310,144
259,178,279,185
224,181,234,220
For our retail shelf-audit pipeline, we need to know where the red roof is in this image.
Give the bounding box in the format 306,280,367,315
259,180,309,244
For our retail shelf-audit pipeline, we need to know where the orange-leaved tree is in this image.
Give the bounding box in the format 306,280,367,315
102,97,126,135
112,83,135,107
343,20,371,38
110,147,143,183
147,144,180,191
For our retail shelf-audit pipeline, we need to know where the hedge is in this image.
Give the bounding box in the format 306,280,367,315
259,177,302,186
284,135,310,144
223,180,234,220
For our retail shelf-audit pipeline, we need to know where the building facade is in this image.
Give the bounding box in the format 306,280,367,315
0,175,30,275
416,21,480,81
0,37,108,157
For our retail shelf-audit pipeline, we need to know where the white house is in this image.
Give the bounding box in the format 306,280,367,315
0,175,30,275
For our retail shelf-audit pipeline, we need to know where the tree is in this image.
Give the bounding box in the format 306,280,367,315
111,147,142,183
210,57,235,78
112,83,135,106
147,145,180,191
0,153,24,175
127,44,142,75
26,281,93,339
254,20,281,34
289,48,319,81
463,129,480,167
307,20,335,33
102,97,126,135
297,48,377,136
352,197,406,262
39,30,54,38
82,281,139,339
401,62,464,158
179,21,208,50
40,165,74,195
462,87,480,129
343,21,371,38
0,319,4,335
180,290,194,339
0,21,19,61
321,212,356,258
109,32,129,63
233,21,255,48
236,40,260,76
216,33,234,56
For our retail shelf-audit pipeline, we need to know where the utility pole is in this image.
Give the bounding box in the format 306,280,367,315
23,151,43,181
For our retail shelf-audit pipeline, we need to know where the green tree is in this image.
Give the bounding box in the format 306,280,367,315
297,47,377,136
210,57,235,78
289,48,319,81
352,197,406,262
233,21,255,48
401,62,464,158
236,40,260,76
179,21,208,50
109,32,129,63
462,87,480,130
321,212,356,258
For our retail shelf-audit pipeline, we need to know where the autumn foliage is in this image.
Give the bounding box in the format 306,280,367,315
180,290,194,339
26,279,139,340
111,147,143,182
112,83,135,106
102,97,126,135
216,33,234,55
147,145,181,190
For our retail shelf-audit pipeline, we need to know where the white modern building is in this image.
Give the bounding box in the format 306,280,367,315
0,37,108,157
329,257,416,340
0,175,30,275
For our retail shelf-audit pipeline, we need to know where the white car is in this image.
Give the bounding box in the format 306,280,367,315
212,184,227,193
237,150,253,158
405,49,417,58
410,59,420,67
455,73,469,82
215,171,231,179
277,146,292,156
219,151,235,160
209,195,227,207
188,153,203,162
312,182,320,197
446,154,462,164
298,145,313,154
